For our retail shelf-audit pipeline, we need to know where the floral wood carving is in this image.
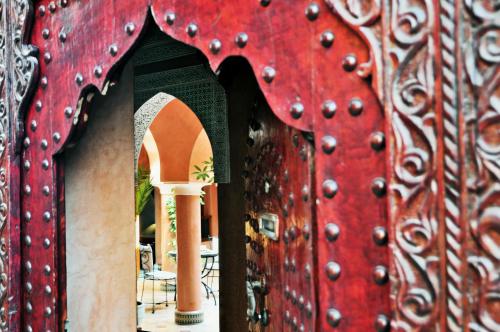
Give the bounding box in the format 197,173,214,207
463,0,500,331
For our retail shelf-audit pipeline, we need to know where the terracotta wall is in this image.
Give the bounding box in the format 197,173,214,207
64,64,136,331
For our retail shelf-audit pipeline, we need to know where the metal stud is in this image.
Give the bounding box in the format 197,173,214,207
44,265,51,275
43,211,51,222
322,179,338,198
322,100,337,118
25,261,32,273
44,307,52,317
42,159,50,170
375,314,390,332
373,226,388,245
124,22,135,35
305,2,320,21
260,0,271,6
24,211,32,222
23,137,30,148
348,98,363,116
42,186,50,196
40,76,48,89
61,0,69,8
371,177,386,197
373,265,389,285
30,120,37,131
25,282,32,293
186,23,198,37
262,66,276,83
24,235,31,247
235,32,248,48
94,65,103,78
48,1,56,13
327,308,341,327
26,301,33,313
370,132,385,151
35,100,42,112
325,223,340,242
321,136,337,154
53,132,61,143
108,44,118,56
320,30,334,48
304,263,311,279
43,238,51,249
325,261,341,281
42,29,50,39
25,326,33,332
64,106,73,118
306,302,313,318
41,139,48,150
44,52,52,64
24,185,31,196
45,285,52,295
301,185,309,201
342,54,357,71
303,224,310,240
39,5,46,16
290,102,304,119
165,12,176,25
75,73,84,86
58,30,67,42
209,39,222,54
23,160,31,171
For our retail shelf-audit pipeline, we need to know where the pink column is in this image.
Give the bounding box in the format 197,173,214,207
174,184,204,325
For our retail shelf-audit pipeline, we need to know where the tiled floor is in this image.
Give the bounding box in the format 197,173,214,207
137,277,219,332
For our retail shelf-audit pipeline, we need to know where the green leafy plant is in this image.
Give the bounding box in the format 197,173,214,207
166,194,177,248
135,167,154,216
192,157,214,183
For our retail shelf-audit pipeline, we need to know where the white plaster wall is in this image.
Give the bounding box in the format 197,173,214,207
64,64,136,332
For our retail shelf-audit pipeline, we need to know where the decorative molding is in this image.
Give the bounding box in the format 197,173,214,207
385,0,441,330
462,1,500,331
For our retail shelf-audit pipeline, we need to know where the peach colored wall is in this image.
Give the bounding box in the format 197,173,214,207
149,99,202,182
189,130,213,182
138,145,150,170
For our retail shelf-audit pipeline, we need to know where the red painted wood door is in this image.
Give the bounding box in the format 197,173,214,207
1,0,498,331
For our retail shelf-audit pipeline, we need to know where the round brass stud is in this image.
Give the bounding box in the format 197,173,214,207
30,120,37,131
43,238,51,249
26,326,33,332
290,102,304,119
61,0,69,8
23,137,30,149
165,12,176,25
304,263,311,279
24,185,31,195
305,3,320,21
306,301,313,318
322,100,337,118
48,1,56,13
371,177,387,197
24,211,32,222
44,52,52,64
235,32,248,48
75,73,84,86
39,5,46,16
342,54,357,71
25,261,32,273
42,159,50,170
209,39,222,54
45,285,52,295
35,100,42,112
370,132,385,151
42,186,50,196
42,29,50,39
44,307,52,317
373,226,388,245
94,65,103,78
320,30,334,48
124,22,135,35
373,265,389,285
321,136,337,154
24,235,31,247
303,224,311,240
325,223,340,242
348,98,363,116
53,132,61,143
375,314,390,332
186,23,198,37
326,261,341,281
23,160,30,171
109,44,118,56
262,66,276,83
301,185,309,201
64,106,73,118
40,76,48,89
25,282,32,293
41,139,48,150
44,265,51,275
327,308,341,327
58,30,67,42
322,179,338,198
25,301,33,313
43,211,51,222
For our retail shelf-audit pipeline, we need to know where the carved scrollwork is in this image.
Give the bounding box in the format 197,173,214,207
462,0,500,331
387,0,441,330
0,1,7,330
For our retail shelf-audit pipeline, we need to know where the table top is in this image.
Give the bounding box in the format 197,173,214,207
167,248,218,258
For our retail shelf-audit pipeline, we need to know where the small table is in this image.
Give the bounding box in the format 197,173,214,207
168,249,218,305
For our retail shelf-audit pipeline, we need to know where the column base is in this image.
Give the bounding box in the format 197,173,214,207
175,310,204,325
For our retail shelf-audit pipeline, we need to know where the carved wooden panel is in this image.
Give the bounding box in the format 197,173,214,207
0,0,497,331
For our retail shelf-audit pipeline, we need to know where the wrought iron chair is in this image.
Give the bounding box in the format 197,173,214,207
139,244,176,313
